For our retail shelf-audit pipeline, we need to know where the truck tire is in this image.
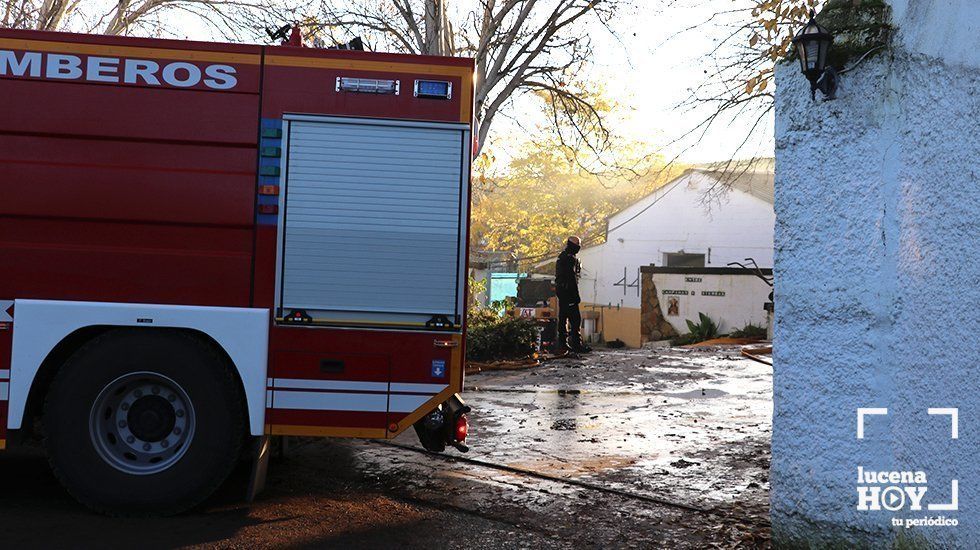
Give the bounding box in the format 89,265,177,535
43,329,245,516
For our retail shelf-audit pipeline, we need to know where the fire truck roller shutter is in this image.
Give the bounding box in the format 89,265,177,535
278,115,470,327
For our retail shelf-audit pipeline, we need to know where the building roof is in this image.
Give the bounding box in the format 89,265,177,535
690,158,775,205
531,158,774,270
600,157,774,231
469,249,516,270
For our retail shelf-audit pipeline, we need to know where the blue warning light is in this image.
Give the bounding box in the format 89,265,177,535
415,80,452,100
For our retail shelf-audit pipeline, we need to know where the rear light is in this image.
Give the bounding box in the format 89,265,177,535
455,414,468,442
444,394,471,452
413,399,470,453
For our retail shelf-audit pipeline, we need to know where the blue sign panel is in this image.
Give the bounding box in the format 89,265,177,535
431,359,447,378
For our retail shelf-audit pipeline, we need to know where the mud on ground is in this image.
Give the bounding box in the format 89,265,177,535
0,347,771,549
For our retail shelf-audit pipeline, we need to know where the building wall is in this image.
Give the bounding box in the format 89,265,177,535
584,305,641,348
645,272,772,336
578,172,775,310
489,272,521,303
772,1,980,545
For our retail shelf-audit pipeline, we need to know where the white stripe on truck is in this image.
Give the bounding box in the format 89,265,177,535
269,378,447,395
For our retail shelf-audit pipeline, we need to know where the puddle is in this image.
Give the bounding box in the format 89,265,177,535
348,347,770,510
665,388,729,399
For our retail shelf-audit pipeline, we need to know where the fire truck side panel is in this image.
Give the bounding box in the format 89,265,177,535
0,77,260,142
265,328,461,438
1,135,256,225
1,221,254,306
256,49,472,438
7,300,270,435
0,28,474,454
0,29,261,308
260,67,467,124
266,348,390,437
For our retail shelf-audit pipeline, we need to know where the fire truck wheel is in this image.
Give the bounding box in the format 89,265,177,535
42,329,246,516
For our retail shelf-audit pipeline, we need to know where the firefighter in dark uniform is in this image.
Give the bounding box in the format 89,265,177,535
554,236,591,353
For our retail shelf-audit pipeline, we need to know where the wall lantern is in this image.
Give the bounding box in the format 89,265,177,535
792,10,836,100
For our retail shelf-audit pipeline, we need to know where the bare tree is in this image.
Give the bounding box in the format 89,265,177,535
306,0,628,158
423,0,450,55
2,0,275,38
663,0,821,196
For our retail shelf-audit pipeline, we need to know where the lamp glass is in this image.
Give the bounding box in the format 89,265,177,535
804,24,822,70
792,14,832,79
816,31,831,73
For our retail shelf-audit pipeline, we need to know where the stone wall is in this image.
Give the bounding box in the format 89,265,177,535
639,273,679,342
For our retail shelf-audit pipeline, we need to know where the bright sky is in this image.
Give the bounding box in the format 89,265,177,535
593,0,775,163
485,0,774,165
169,0,774,165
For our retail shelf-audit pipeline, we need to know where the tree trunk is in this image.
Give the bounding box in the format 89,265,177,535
424,0,449,55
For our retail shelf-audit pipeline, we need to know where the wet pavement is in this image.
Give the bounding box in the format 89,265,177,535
339,345,773,547
0,346,772,549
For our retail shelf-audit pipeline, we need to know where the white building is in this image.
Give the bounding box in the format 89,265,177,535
570,162,775,346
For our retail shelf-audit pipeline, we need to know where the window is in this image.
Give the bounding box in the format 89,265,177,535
664,253,706,268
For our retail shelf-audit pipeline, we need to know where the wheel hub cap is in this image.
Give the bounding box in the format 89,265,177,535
89,372,196,475
127,395,176,442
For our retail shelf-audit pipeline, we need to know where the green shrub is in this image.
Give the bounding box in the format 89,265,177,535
489,296,516,315
687,312,718,341
466,314,538,362
467,275,488,317
670,312,718,346
467,306,501,328
729,323,767,339
670,333,698,346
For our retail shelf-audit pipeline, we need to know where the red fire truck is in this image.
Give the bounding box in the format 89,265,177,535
0,27,474,515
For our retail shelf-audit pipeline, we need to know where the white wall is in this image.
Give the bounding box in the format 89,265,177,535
887,0,980,69
578,171,775,309
772,1,980,546
650,272,772,335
